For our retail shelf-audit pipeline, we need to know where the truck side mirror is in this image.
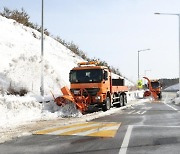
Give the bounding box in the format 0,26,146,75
104,71,108,80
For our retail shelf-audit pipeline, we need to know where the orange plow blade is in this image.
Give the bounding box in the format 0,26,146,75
54,86,75,106
52,86,89,113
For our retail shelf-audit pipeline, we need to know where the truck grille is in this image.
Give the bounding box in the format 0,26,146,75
71,88,100,96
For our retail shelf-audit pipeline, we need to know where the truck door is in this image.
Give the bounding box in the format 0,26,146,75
103,69,111,93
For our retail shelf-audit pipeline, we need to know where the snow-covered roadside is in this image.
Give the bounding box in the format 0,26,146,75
0,95,82,131
127,90,144,100
0,90,143,130
0,94,82,143
0,97,146,143
172,91,180,105
161,91,178,106
174,97,180,104
163,84,180,104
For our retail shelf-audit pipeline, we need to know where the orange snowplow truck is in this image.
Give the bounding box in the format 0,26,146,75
143,77,162,100
54,61,128,113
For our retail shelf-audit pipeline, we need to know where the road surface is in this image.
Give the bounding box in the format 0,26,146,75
0,92,180,154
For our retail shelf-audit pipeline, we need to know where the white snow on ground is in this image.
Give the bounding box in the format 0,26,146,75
164,83,179,91
0,95,82,130
164,84,180,104
0,15,139,134
174,91,180,105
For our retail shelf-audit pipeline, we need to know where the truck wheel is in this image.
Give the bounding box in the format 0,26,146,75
123,95,127,106
158,92,162,100
102,97,111,111
117,94,123,107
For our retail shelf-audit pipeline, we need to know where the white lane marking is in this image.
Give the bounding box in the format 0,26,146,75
136,111,142,114
128,110,136,114
119,125,133,154
128,110,146,115
134,125,180,128
141,111,146,114
163,102,178,111
133,103,145,106
141,107,152,110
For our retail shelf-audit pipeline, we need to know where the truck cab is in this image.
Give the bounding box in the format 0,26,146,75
69,63,111,107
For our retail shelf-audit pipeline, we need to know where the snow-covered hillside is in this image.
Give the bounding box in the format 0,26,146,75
0,15,83,96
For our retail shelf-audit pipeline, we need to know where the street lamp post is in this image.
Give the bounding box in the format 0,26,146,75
138,49,150,81
40,0,44,101
155,12,180,92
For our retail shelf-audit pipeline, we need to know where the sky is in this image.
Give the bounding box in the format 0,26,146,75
0,0,180,82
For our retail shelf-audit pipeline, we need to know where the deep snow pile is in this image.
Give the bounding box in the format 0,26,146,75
0,95,82,130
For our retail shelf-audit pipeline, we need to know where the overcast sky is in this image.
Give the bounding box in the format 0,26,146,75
0,0,180,82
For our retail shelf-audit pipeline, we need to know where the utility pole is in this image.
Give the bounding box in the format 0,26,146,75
40,0,44,101
155,12,180,92
138,49,150,81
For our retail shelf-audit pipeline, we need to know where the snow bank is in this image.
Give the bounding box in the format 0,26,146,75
0,95,42,129
173,91,180,105
174,97,180,104
0,95,82,130
0,89,143,130
127,90,144,101
164,83,179,92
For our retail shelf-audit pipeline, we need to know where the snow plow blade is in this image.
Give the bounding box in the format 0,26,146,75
53,86,75,106
53,86,89,113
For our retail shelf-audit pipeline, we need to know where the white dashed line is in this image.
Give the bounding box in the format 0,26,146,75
141,111,146,114
163,102,178,111
128,110,136,114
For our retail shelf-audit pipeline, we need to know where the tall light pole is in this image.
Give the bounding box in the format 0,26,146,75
138,49,150,81
155,12,180,92
40,0,44,100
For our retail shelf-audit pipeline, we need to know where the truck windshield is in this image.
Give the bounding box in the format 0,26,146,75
70,69,103,83
151,81,160,89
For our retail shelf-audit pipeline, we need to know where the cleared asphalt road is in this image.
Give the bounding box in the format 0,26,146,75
0,92,180,154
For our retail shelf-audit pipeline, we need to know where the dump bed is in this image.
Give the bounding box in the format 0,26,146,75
112,79,128,93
